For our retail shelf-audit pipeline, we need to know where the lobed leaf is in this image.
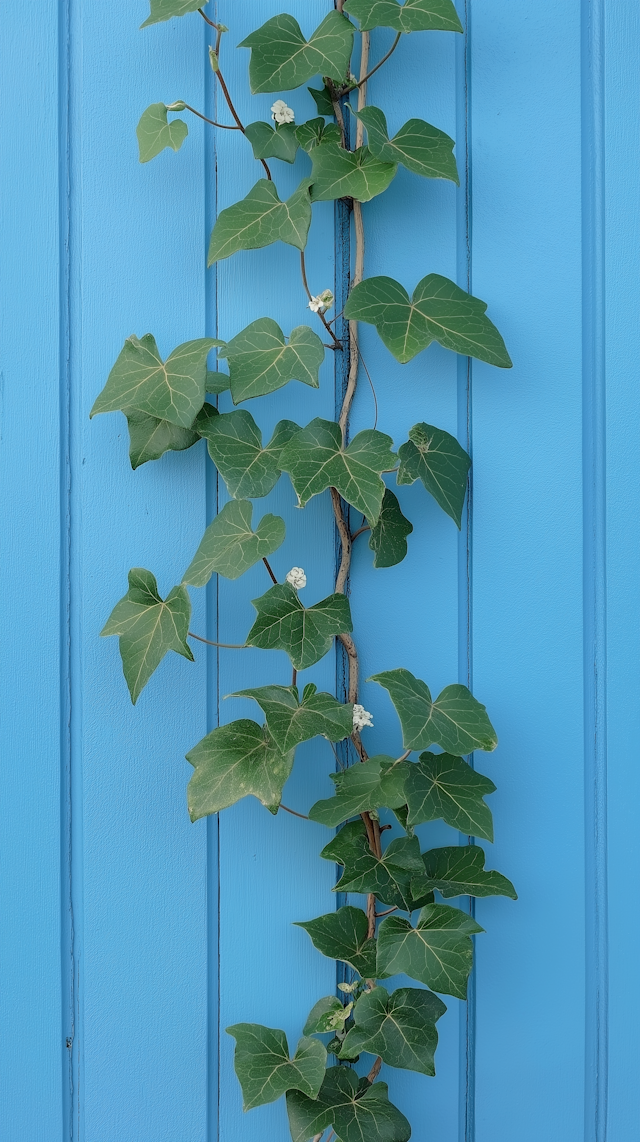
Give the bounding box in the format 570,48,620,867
287,1067,411,1142
415,844,517,900
101,568,193,704
244,121,299,164
321,819,425,911
182,499,285,586
219,318,324,403
370,666,498,753
344,273,512,366
246,583,353,671
207,179,311,266
376,904,483,999
239,11,354,94
226,1024,326,1110
404,752,496,841
205,369,230,394
141,0,205,28
186,719,295,819
397,422,470,526
308,85,336,116
195,407,299,499
136,103,188,163
344,0,463,33
355,105,458,182
295,905,378,979
309,755,411,827
232,683,353,752
296,117,342,154
368,488,413,567
340,985,447,1075
124,409,200,469
310,142,397,202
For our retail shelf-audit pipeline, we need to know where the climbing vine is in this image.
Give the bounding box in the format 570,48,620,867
92,1,516,1137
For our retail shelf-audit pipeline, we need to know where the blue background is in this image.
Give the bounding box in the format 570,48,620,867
1,1,639,1139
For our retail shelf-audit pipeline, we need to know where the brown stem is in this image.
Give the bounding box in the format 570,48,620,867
292,667,297,688
355,32,370,149
213,68,272,179
375,906,397,918
326,79,347,148
366,1055,383,1084
188,631,246,648
262,557,277,584
279,803,309,820
180,103,241,130
355,32,401,89
300,251,342,348
198,7,216,27
331,487,352,594
366,891,377,939
350,523,370,542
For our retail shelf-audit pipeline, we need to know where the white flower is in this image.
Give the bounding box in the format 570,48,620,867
271,99,295,125
286,566,307,590
308,289,334,314
353,704,373,731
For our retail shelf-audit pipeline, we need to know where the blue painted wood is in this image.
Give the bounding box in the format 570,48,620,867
2,1,640,1139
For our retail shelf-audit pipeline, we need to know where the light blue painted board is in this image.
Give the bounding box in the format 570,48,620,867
0,5,65,1139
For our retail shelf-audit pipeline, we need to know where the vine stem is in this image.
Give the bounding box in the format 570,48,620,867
187,631,246,649
300,251,342,349
178,103,241,130
354,32,401,89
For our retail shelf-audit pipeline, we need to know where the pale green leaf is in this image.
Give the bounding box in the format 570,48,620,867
219,319,324,403
295,117,342,154
309,755,411,827
376,904,483,999
195,407,299,499
321,819,425,910
368,488,413,567
340,985,446,1075
308,85,336,116
303,995,346,1034
404,752,496,840
124,409,199,469
232,683,353,752
207,179,312,266
136,103,188,163
226,1024,326,1110
355,104,458,182
310,142,397,202
182,499,285,586
244,121,299,164
101,568,193,704
239,11,355,94
186,719,294,819
344,274,512,366
370,666,498,753
287,1067,411,1142
344,0,462,33
91,334,221,428
397,422,470,526
141,0,205,28
278,418,396,524
246,583,352,670
295,906,378,979
416,845,517,899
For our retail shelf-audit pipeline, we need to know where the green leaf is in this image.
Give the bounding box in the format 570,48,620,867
232,684,353,752
303,995,346,1034
344,0,463,33
340,985,446,1075
321,820,425,910
308,85,336,116
91,335,221,428
101,568,193,704
309,755,410,827
370,667,498,753
246,583,352,671
207,179,312,266
344,273,512,366
355,104,458,182
368,489,413,567
397,422,470,526
239,11,355,94
205,369,230,395
416,845,517,899
244,121,299,164
136,103,188,163
310,142,397,202
186,719,294,819
404,752,496,841
295,117,342,154
195,408,299,499
182,499,285,586
279,418,396,524
226,1024,326,1110
141,0,205,28
295,906,378,979
219,319,324,403
376,904,483,999
287,1067,411,1142
124,409,200,469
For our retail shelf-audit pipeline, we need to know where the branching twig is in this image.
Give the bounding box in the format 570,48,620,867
300,251,342,348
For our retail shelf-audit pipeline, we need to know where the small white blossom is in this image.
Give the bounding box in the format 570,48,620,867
286,566,307,590
271,99,295,125
353,704,373,731
308,289,334,314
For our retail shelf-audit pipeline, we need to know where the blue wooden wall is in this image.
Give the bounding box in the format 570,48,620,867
1,2,639,1140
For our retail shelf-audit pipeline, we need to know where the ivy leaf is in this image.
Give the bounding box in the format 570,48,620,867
344,274,512,366
205,369,230,395
219,319,324,403
136,103,188,163
182,500,285,587
308,85,336,116
244,121,299,164
368,489,413,567
296,117,342,154
340,985,446,1075
344,0,463,34
404,752,496,841
279,418,396,524
397,423,470,527
124,409,200,469
195,408,299,499
321,820,425,910
416,845,517,899
186,719,295,819
141,0,205,28
226,1024,326,1110
355,105,458,182
207,179,312,266
101,568,193,704
246,583,352,671
303,995,346,1034
376,904,483,999
287,1067,411,1142
231,683,353,752
310,143,397,202
370,667,498,753
239,11,355,94
309,755,410,827
91,335,221,428
295,906,378,979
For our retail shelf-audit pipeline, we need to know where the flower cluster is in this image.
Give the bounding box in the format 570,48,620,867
285,567,306,590
308,289,334,314
352,704,374,731
271,99,294,125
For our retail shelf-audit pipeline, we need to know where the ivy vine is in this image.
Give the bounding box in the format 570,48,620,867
92,1,516,1138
